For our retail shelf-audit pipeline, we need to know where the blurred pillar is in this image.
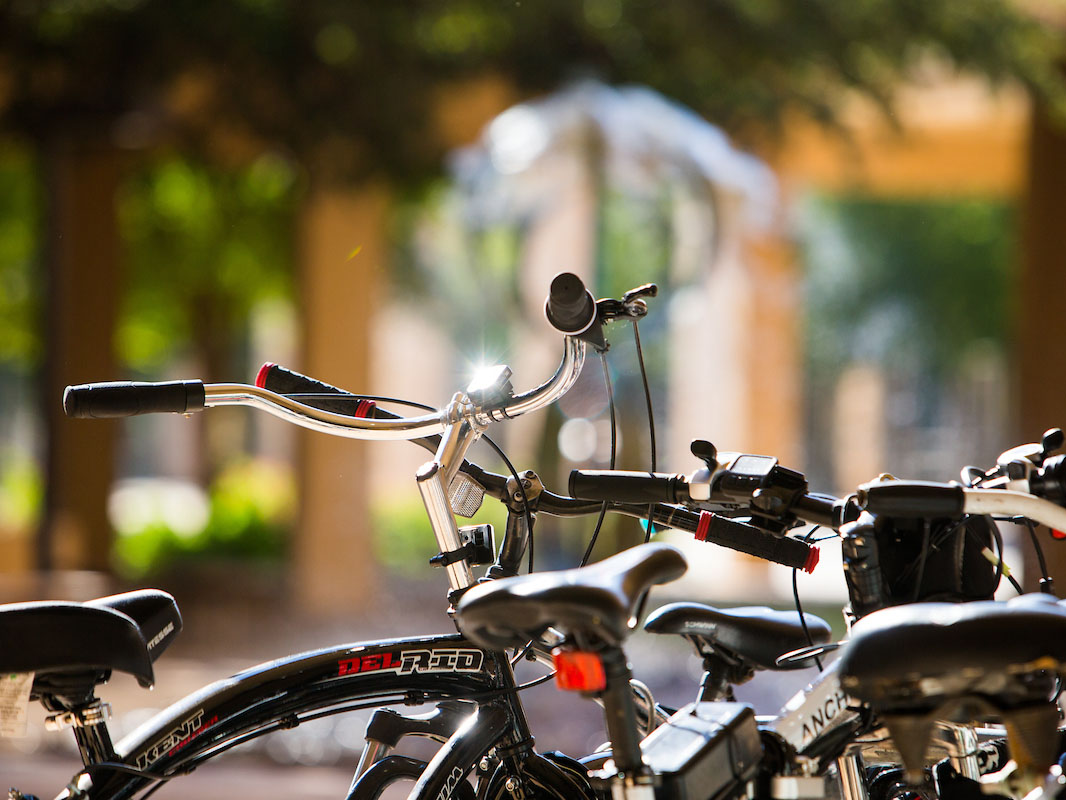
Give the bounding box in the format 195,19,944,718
294,184,386,612
831,365,887,491
742,230,803,468
1018,98,1066,589
40,140,121,572
667,193,803,470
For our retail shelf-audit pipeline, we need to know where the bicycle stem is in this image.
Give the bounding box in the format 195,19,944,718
418,413,483,593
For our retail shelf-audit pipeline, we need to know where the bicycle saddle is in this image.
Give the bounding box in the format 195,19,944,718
644,603,832,671
0,589,182,690
456,542,687,651
838,593,1066,710
838,594,1066,779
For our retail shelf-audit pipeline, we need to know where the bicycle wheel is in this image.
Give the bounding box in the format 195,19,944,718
480,752,597,800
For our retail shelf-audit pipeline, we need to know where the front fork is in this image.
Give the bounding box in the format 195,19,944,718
350,651,538,798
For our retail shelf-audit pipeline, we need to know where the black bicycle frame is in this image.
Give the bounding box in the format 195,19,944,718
68,633,518,799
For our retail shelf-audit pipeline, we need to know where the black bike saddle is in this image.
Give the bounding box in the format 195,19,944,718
838,593,1066,711
644,603,832,671
0,589,182,690
456,542,687,651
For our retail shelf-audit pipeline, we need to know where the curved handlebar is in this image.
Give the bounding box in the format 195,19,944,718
65,336,586,441
859,480,1066,533
569,468,847,529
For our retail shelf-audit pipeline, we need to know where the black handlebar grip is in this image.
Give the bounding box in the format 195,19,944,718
569,469,686,504
858,480,965,518
256,363,398,420
257,362,346,396
544,272,596,334
1031,454,1066,504
64,381,206,418
696,513,818,572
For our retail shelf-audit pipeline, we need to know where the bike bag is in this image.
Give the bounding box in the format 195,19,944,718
841,511,998,619
640,701,761,800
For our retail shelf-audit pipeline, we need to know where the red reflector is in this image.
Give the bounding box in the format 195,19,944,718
1053,529,1066,541
551,648,606,692
803,545,820,574
255,362,276,389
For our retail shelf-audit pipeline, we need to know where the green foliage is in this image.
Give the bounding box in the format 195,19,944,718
0,450,42,531
1,1,1062,183
800,194,1016,377
117,154,297,371
113,458,296,577
371,492,507,576
0,148,40,368
598,188,673,299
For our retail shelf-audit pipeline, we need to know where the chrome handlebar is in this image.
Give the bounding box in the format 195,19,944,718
203,337,587,440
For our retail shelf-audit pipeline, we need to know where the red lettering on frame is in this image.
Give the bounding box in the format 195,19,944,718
338,650,402,676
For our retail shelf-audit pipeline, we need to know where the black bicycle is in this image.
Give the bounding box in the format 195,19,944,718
510,430,1066,800
4,274,815,800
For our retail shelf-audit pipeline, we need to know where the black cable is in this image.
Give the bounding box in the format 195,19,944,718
991,516,1023,594
1026,519,1052,584
580,352,617,567
632,320,657,542
960,517,1010,595
911,520,932,603
352,393,536,573
80,761,174,782
791,525,824,671
515,672,557,691
988,518,1006,594
895,517,966,589
482,436,535,573
511,640,537,666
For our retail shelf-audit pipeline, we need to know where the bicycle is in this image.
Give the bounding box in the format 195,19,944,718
498,430,1066,800
5,273,816,800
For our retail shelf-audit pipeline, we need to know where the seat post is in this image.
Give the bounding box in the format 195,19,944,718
598,648,647,776
44,693,116,766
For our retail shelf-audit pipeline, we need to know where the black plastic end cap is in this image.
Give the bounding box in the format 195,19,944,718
544,272,596,334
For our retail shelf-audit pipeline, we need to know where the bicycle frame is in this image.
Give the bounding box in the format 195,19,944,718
62,634,512,799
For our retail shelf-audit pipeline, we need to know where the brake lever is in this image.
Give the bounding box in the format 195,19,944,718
597,283,658,323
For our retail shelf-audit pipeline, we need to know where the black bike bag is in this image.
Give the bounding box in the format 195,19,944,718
640,702,761,800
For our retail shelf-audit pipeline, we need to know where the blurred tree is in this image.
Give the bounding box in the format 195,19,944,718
0,0,1062,576
1,1,1062,176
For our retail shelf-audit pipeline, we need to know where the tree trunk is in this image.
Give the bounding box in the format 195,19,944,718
1018,97,1066,590
40,138,122,573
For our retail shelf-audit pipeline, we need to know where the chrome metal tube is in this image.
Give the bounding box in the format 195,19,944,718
205,385,446,440
933,722,980,781
483,338,586,422
836,751,868,800
436,417,479,489
201,338,586,442
963,489,1066,533
416,461,474,591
